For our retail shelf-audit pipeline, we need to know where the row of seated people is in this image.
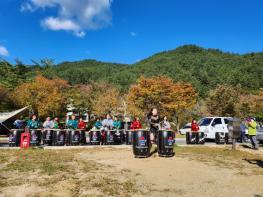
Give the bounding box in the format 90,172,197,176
13,108,173,132
13,114,144,131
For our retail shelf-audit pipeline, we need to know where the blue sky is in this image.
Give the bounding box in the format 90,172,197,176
0,0,263,65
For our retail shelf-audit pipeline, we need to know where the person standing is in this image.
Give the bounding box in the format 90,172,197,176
190,119,200,143
191,119,199,132
240,121,247,143
248,118,259,150
148,108,160,143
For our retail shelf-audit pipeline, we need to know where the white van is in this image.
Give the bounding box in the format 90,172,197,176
178,123,191,135
198,117,232,139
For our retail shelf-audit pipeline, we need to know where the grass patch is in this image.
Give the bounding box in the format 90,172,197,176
1,149,74,175
174,146,263,160
91,177,137,196
0,149,140,196
174,146,263,175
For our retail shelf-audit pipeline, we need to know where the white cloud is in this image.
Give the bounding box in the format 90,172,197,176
41,17,86,37
0,45,9,57
130,31,137,37
21,0,113,37
20,2,34,12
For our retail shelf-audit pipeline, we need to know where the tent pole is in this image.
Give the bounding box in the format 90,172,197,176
0,122,11,132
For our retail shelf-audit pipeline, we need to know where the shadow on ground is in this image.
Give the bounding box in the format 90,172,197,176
241,144,252,149
244,159,263,168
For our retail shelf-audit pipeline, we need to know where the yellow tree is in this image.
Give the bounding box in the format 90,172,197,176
128,76,173,115
91,85,121,116
206,84,241,117
14,76,68,118
238,88,263,118
127,76,197,127
65,84,93,114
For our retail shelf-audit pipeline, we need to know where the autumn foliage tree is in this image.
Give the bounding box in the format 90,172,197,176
238,88,263,118
206,84,241,117
65,85,92,114
127,76,198,126
13,76,68,118
91,84,121,116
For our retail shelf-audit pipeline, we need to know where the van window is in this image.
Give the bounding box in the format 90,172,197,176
224,118,230,125
213,118,222,125
199,118,213,126
183,125,191,129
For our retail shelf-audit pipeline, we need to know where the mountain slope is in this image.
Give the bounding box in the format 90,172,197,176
1,45,262,97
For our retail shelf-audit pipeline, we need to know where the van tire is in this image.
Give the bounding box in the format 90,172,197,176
225,133,229,144
215,132,223,144
186,132,190,144
215,132,219,144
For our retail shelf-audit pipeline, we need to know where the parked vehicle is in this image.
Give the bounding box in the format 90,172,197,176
178,123,191,135
198,117,232,140
256,126,263,143
66,112,89,124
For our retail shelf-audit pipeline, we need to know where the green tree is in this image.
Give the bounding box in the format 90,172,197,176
0,84,15,111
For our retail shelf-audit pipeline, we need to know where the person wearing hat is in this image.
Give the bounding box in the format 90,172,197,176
248,118,259,150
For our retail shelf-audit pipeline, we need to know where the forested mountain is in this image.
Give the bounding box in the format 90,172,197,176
1,45,263,97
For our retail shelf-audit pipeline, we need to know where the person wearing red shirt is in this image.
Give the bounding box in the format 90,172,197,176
78,118,87,130
130,117,142,130
191,119,199,132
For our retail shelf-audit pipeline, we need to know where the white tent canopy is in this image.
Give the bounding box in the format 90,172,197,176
0,106,29,123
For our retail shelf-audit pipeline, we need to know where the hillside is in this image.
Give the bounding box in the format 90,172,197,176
1,45,263,97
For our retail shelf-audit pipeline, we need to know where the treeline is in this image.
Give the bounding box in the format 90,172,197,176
45,45,263,96
1,45,263,95
0,45,263,123
1,75,262,129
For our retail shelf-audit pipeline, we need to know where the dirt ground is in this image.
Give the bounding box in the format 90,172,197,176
0,145,263,197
